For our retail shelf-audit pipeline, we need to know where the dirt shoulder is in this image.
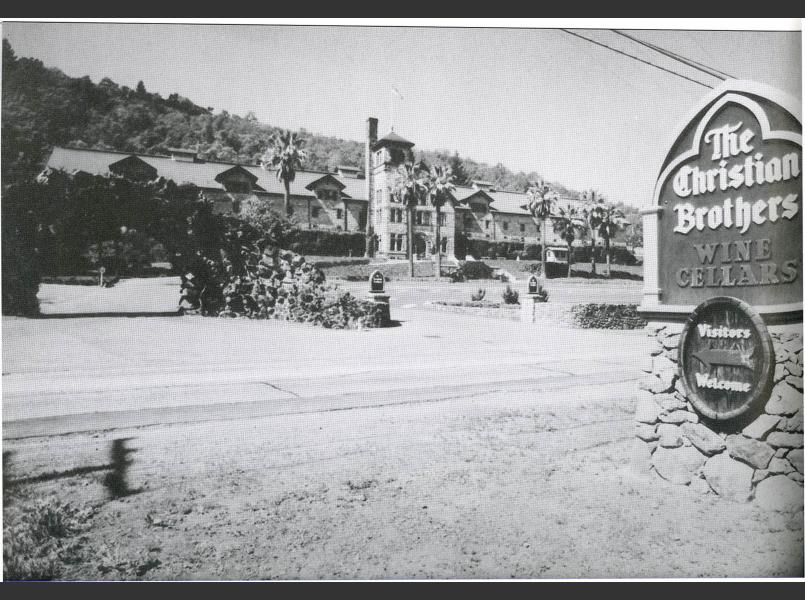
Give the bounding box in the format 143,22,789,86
5,379,802,580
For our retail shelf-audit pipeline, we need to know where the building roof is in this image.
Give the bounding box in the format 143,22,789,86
450,185,582,217
43,146,368,202
304,173,346,191
373,130,415,149
42,146,581,217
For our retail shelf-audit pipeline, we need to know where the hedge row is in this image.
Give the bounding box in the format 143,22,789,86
569,304,647,330
573,245,639,266
444,261,495,281
456,234,638,265
288,230,366,257
456,237,527,260
309,258,371,269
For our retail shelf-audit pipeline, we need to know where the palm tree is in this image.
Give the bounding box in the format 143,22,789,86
392,162,427,278
580,189,604,275
594,202,627,278
422,165,456,280
261,130,307,218
554,206,583,278
526,178,557,278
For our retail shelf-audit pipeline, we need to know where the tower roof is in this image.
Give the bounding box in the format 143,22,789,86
372,130,415,150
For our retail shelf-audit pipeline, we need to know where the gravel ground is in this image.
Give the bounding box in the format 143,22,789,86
4,381,802,580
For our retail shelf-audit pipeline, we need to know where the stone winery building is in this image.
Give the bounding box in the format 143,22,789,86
42,117,583,260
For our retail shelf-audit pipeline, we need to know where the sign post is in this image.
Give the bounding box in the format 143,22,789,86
635,81,803,502
367,270,391,325
521,274,547,323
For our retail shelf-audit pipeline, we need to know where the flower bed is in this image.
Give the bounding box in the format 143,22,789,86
569,303,647,330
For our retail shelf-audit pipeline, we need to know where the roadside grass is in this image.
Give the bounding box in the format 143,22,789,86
3,492,95,581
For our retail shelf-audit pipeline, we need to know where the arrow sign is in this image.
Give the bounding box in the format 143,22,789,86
692,348,754,370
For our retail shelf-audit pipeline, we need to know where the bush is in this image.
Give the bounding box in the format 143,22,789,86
83,230,155,277
457,261,494,280
178,207,387,329
522,261,569,278
40,275,99,286
574,245,637,266
570,303,647,329
523,244,541,260
502,285,519,305
611,246,638,266
2,182,41,316
309,258,370,269
288,229,366,257
3,498,94,581
460,238,525,260
471,288,486,302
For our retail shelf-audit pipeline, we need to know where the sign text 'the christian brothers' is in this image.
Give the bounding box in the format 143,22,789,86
671,122,800,289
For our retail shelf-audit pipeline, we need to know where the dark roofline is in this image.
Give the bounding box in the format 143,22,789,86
50,146,339,178
305,173,346,191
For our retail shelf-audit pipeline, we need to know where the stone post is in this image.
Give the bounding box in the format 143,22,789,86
367,270,391,326
520,275,544,323
634,320,803,509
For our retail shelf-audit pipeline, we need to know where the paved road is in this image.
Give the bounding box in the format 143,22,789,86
3,305,650,439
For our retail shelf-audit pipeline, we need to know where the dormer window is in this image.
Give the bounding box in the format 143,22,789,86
305,174,346,204
224,180,251,194
215,165,258,195
316,188,339,201
108,155,158,181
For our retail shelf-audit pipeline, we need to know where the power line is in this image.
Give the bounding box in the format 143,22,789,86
559,29,714,90
612,30,736,81
687,32,732,78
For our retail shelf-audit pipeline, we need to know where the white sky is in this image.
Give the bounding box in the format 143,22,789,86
2,20,801,207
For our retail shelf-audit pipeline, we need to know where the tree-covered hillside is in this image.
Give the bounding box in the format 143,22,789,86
2,38,588,198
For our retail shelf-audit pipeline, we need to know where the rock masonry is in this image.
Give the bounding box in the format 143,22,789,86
634,321,803,511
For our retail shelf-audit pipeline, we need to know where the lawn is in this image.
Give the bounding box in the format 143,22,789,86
311,254,643,283
485,258,643,280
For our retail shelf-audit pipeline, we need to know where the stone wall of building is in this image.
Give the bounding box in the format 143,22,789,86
634,321,804,510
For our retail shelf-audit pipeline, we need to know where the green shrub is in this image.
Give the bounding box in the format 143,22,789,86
570,303,647,329
2,182,41,316
288,229,365,257
471,288,486,302
83,230,155,277
456,261,494,280
309,258,370,269
179,207,386,328
461,239,525,260
502,285,520,305
523,244,541,260
3,498,94,581
522,261,569,278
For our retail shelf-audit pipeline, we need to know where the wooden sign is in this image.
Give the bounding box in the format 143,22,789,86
528,275,539,294
678,296,774,421
642,82,802,318
370,270,385,293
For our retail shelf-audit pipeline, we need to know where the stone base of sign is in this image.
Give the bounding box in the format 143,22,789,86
634,320,804,505
520,293,552,323
366,292,391,326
